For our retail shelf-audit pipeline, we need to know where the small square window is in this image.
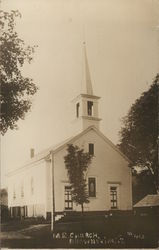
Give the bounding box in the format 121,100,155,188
89,143,94,155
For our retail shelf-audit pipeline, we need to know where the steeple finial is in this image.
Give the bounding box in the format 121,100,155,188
81,42,93,95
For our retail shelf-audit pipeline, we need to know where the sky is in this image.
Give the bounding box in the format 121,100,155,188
1,0,159,188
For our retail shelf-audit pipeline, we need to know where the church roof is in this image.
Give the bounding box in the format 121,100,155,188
134,194,159,208
7,126,131,176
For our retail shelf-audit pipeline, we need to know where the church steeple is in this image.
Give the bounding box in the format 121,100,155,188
81,42,93,95
71,43,101,133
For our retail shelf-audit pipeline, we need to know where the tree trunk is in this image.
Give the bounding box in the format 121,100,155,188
81,203,84,214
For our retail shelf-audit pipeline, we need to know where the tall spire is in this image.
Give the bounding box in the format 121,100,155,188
71,41,101,134
81,42,93,95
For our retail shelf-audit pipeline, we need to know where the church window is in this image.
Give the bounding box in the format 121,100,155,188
89,143,94,155
64,186,73,210
13,189,16,199
31,177,34,195
88,177,96,197
21,183,24,197
110,186,118,209
76,102,80,117
87,101,93,116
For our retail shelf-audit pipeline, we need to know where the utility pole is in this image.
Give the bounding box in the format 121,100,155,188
50,150,55,231
157,136,159,193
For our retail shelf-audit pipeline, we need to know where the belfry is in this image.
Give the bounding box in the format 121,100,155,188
72,43,101,133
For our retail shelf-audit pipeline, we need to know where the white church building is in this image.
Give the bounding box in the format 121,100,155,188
7,45,132,220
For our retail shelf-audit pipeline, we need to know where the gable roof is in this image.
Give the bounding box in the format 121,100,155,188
52,125,131,163
7,136,74,176
134,194,159,208
7,126,131,176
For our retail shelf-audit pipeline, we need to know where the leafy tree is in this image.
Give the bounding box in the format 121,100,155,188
64,144,93,213
132,169,157,204
118,74,159,200
0,10,38,135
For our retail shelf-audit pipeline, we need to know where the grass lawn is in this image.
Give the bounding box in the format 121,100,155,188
1,215,159,248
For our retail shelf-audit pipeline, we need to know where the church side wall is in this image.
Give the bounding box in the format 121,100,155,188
8,160,48,218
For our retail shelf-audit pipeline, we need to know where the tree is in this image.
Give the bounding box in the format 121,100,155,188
0,10,38,135
118,74,159,200
64,144,93,213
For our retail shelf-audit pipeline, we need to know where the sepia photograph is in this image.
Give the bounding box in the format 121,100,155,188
0,0,159,248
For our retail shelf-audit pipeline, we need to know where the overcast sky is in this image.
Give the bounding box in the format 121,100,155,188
1,0,159,187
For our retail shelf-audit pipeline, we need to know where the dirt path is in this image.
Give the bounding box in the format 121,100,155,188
1,231,31,240
1,224,50,240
